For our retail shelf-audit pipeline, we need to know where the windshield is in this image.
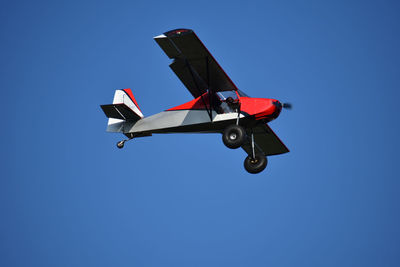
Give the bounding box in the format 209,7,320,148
214,91,240,114
217,91,238,100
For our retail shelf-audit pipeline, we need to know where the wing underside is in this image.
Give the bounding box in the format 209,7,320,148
154,29,238,98
242,124,289,156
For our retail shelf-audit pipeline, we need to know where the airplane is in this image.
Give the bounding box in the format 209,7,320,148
100,29,291,174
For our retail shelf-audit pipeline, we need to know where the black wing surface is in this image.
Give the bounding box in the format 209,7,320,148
154,29,238,98
242,124,290,156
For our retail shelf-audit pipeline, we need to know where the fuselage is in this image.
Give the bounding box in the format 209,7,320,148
120,91,282,137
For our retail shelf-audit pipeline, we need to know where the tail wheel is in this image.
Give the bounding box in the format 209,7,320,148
244,153,267,174
116,141,125,149
222,125,246,149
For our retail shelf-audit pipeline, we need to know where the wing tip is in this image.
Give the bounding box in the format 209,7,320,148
154,28,194,39
164,28,193,37
153,34,166,39
154,29,194,39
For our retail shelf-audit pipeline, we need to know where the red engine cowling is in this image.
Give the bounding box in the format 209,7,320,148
240,97,282,121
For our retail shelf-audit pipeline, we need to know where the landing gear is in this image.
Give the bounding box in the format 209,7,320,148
116,137,133,149
243,129,267,174
116,140,125,149
244,153,267,174
222,125,246,149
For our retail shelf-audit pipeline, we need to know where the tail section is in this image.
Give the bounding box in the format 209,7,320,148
101,89,143,132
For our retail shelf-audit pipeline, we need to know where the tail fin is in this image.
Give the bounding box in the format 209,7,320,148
101,89,143,132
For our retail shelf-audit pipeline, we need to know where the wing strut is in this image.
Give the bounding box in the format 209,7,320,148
251,129,256,159
165,33,214,121
184,58,213,121
205,56,213,121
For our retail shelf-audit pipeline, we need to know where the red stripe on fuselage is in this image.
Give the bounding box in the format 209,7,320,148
167,94,209,111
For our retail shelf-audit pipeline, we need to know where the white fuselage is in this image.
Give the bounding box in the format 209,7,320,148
107,109,245,135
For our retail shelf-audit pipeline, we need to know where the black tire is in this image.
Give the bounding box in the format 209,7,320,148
222,125,246,149
116,141,124,149
244,153,267,174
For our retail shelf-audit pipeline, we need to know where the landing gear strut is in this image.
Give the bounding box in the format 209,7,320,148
243,131,267,174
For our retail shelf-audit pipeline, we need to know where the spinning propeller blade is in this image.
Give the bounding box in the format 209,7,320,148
282,103,292,110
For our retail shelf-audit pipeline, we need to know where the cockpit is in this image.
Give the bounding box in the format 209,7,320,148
166,90,248,115
213,90,242,114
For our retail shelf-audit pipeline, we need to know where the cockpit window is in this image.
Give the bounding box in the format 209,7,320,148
214,90,240,114
217,90,238,100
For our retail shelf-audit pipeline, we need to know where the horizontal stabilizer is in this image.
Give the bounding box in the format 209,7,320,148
101,104,142,121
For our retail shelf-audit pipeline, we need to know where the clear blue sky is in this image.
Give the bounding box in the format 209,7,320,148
1,0,399,266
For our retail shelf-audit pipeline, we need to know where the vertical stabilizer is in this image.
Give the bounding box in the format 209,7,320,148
100,89,143,132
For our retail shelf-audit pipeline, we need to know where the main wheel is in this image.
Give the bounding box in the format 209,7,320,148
244,153,267,174
222,125,246,149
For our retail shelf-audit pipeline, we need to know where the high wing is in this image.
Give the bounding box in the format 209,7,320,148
154,29,238,98
242,124,289,156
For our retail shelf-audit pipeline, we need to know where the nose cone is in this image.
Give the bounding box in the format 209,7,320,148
272,100,282,111
270,100,282,119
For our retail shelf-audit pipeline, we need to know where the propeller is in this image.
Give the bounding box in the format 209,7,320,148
282,102,292,110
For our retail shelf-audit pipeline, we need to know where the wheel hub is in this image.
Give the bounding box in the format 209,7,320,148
229,133,237,140
250,158,258,164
